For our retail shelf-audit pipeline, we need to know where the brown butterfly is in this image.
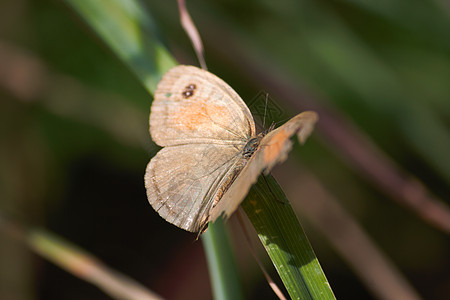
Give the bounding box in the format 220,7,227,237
145,65,318,233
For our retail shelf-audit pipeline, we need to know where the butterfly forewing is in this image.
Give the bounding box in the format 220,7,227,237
150,65,255,147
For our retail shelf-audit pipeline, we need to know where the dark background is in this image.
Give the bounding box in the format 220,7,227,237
1,0,449,299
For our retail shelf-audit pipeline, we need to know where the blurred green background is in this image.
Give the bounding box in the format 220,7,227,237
0,0,449,299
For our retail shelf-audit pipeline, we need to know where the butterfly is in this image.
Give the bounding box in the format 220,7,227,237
144,65,318,233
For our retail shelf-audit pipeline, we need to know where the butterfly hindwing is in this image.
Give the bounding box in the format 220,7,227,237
145,143,246,232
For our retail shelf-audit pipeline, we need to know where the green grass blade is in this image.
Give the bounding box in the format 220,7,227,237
202,219,244,300
65,0,176,93
242,175,335,300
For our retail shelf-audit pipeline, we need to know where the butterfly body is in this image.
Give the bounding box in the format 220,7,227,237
242,135,263,158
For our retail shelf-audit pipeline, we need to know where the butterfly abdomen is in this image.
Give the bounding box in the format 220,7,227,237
212,159,247,210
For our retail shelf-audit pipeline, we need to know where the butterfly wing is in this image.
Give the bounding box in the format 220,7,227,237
147,65,317,232
150,65,255,146
210,111,318,221
145,144,245,232
146,65,257,232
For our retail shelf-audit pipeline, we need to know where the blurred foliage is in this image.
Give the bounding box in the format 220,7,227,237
0,0,449,299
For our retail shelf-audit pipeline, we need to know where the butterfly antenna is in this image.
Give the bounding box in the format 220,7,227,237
236,209,287,300
264,116,289,135
262,92,269,129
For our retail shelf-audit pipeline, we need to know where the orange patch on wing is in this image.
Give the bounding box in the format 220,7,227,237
171,101,228,130
171,101,208,130
206,103,229,122
263,130,289,163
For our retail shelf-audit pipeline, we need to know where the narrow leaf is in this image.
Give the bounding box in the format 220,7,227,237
242,175,335,300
